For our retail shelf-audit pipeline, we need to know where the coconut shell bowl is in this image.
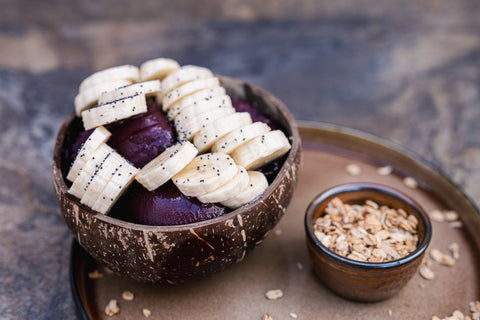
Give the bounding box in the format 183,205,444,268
52,76,302,284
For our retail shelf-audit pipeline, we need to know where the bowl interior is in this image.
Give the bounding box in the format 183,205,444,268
54,75,301,231
305,182,432,268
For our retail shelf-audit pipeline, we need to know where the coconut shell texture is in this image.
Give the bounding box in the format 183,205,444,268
52,76,302,284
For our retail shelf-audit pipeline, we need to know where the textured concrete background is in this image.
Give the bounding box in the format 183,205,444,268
0,0,479,318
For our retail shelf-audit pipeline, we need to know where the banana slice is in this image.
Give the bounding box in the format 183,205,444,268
80,174,109,208
197,166,249,203
211,121,271,155
173,95,233,125
135,141,198,191
221,171,269,209
93,151,137,184
167,87,227,120
91,160,139,215
66,126,112,182
74,79,132,116
79,65,140,93
162,77,220,111
98,80,161,105
68,143,116,199
158,65,213,102
193,112,253,154
81,94,147,130
69,142,138,213
175,107,235,141
172,152,238,197
140,58,180,81
91,179,133,215
231,130,291,170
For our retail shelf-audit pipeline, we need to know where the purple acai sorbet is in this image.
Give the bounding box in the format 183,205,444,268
66,98,284,226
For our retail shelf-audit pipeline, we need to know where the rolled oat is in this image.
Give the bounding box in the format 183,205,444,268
444,210,459,222
122,291,134,301
88,269,103,279
429,210,445,222
142,308,152,318
376,165,393,176
105,299,120,316
419,264,435,280
449,221,463,229
430,249,455,267
448,243,460,260
471,301,480,313
345,164,361,176
403,176,418,189
262,313,273,320
313,197,419,262
265,289,283,300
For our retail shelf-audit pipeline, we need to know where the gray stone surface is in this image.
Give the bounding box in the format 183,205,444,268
0,0,479,318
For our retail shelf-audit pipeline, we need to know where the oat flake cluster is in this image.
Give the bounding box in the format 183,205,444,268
313,197,419,262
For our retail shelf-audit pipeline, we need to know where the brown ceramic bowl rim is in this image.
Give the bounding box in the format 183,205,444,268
304,182,432,269
53,75,301,232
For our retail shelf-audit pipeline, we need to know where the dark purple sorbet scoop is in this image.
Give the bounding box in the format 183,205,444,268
111,182,228,226
107,106,175,168
232,99,278,130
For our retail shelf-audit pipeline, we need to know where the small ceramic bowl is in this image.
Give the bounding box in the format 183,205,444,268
304,183,432,302
52,75,302,284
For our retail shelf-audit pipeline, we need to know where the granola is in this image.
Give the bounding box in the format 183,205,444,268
313,197,419,262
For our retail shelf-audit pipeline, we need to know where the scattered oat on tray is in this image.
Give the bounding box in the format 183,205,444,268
418,243,460,283
313,197,419,262
105,299,120,316
449,221,463,229
428,209,462,228
262,313,273,320
376,165,393,176
430,249,455,267
419,263,435,280
403,176,418,189
104,267,115,275
265,289,283,300
88,269,103,279
142,308,152,318
429,210,445,222
122,290,135,301
431,300,480,320
345,163,361,176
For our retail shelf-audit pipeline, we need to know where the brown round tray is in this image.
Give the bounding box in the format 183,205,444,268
70,122,480,319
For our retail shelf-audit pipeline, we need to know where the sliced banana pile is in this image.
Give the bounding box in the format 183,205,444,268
66,126,138,214
67,58,291,215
